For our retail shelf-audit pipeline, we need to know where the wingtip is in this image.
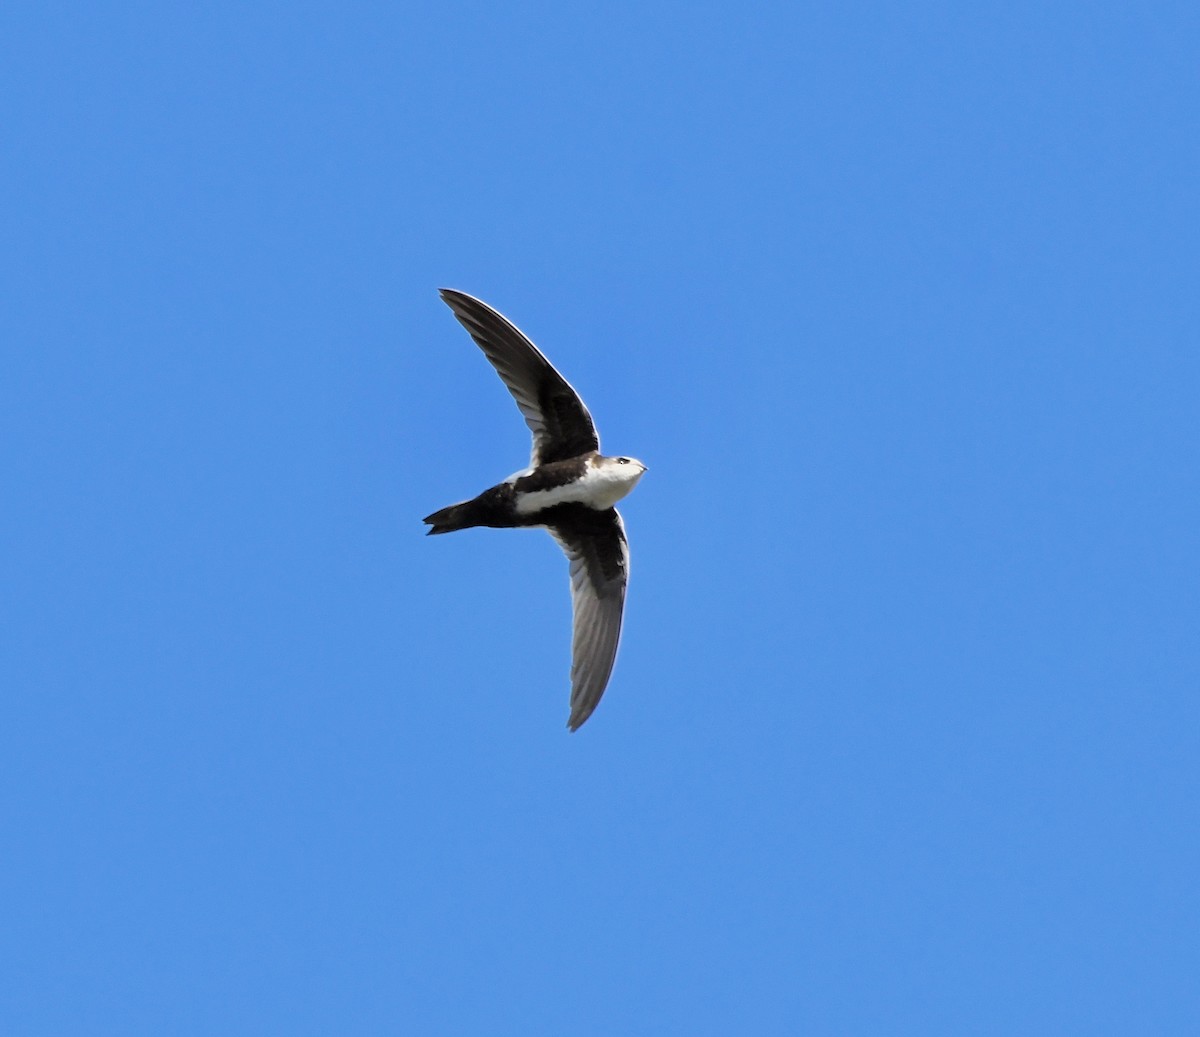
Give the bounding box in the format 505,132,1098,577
566,705,595,732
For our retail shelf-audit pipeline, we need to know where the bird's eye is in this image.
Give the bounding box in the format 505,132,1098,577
617,458,629,464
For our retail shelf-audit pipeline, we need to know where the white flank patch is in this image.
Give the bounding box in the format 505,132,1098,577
503,466,536,485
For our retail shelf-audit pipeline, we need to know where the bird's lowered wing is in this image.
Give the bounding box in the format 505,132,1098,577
547,506,629,731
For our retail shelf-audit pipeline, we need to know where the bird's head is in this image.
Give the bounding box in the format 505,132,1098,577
594,454,647,488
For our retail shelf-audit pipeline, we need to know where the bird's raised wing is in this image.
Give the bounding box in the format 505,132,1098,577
439,289,600,466
547,506,629,731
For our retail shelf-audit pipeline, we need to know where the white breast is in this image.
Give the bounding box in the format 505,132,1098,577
514,463,643,515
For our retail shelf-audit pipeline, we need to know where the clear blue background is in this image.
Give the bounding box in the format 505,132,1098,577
3,2,1197,1033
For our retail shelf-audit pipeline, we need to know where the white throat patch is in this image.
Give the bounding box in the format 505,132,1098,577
514,459,645,515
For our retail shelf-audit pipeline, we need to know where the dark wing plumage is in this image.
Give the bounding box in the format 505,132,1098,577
547,505,629,731
439,289,600,466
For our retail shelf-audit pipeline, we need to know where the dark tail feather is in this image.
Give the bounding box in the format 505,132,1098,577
423,500,477,535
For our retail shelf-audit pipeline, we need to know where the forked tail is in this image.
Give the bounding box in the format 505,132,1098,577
423,500,476,535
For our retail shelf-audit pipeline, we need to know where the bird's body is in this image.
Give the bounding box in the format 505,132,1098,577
425,453,644,533
424,290,646,730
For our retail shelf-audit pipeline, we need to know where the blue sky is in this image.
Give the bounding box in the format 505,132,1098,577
3,2,1197,1033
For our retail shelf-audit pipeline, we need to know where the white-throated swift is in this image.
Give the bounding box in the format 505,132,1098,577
424,289,646,730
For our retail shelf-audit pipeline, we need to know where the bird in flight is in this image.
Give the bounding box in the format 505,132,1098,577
424,289,647,731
